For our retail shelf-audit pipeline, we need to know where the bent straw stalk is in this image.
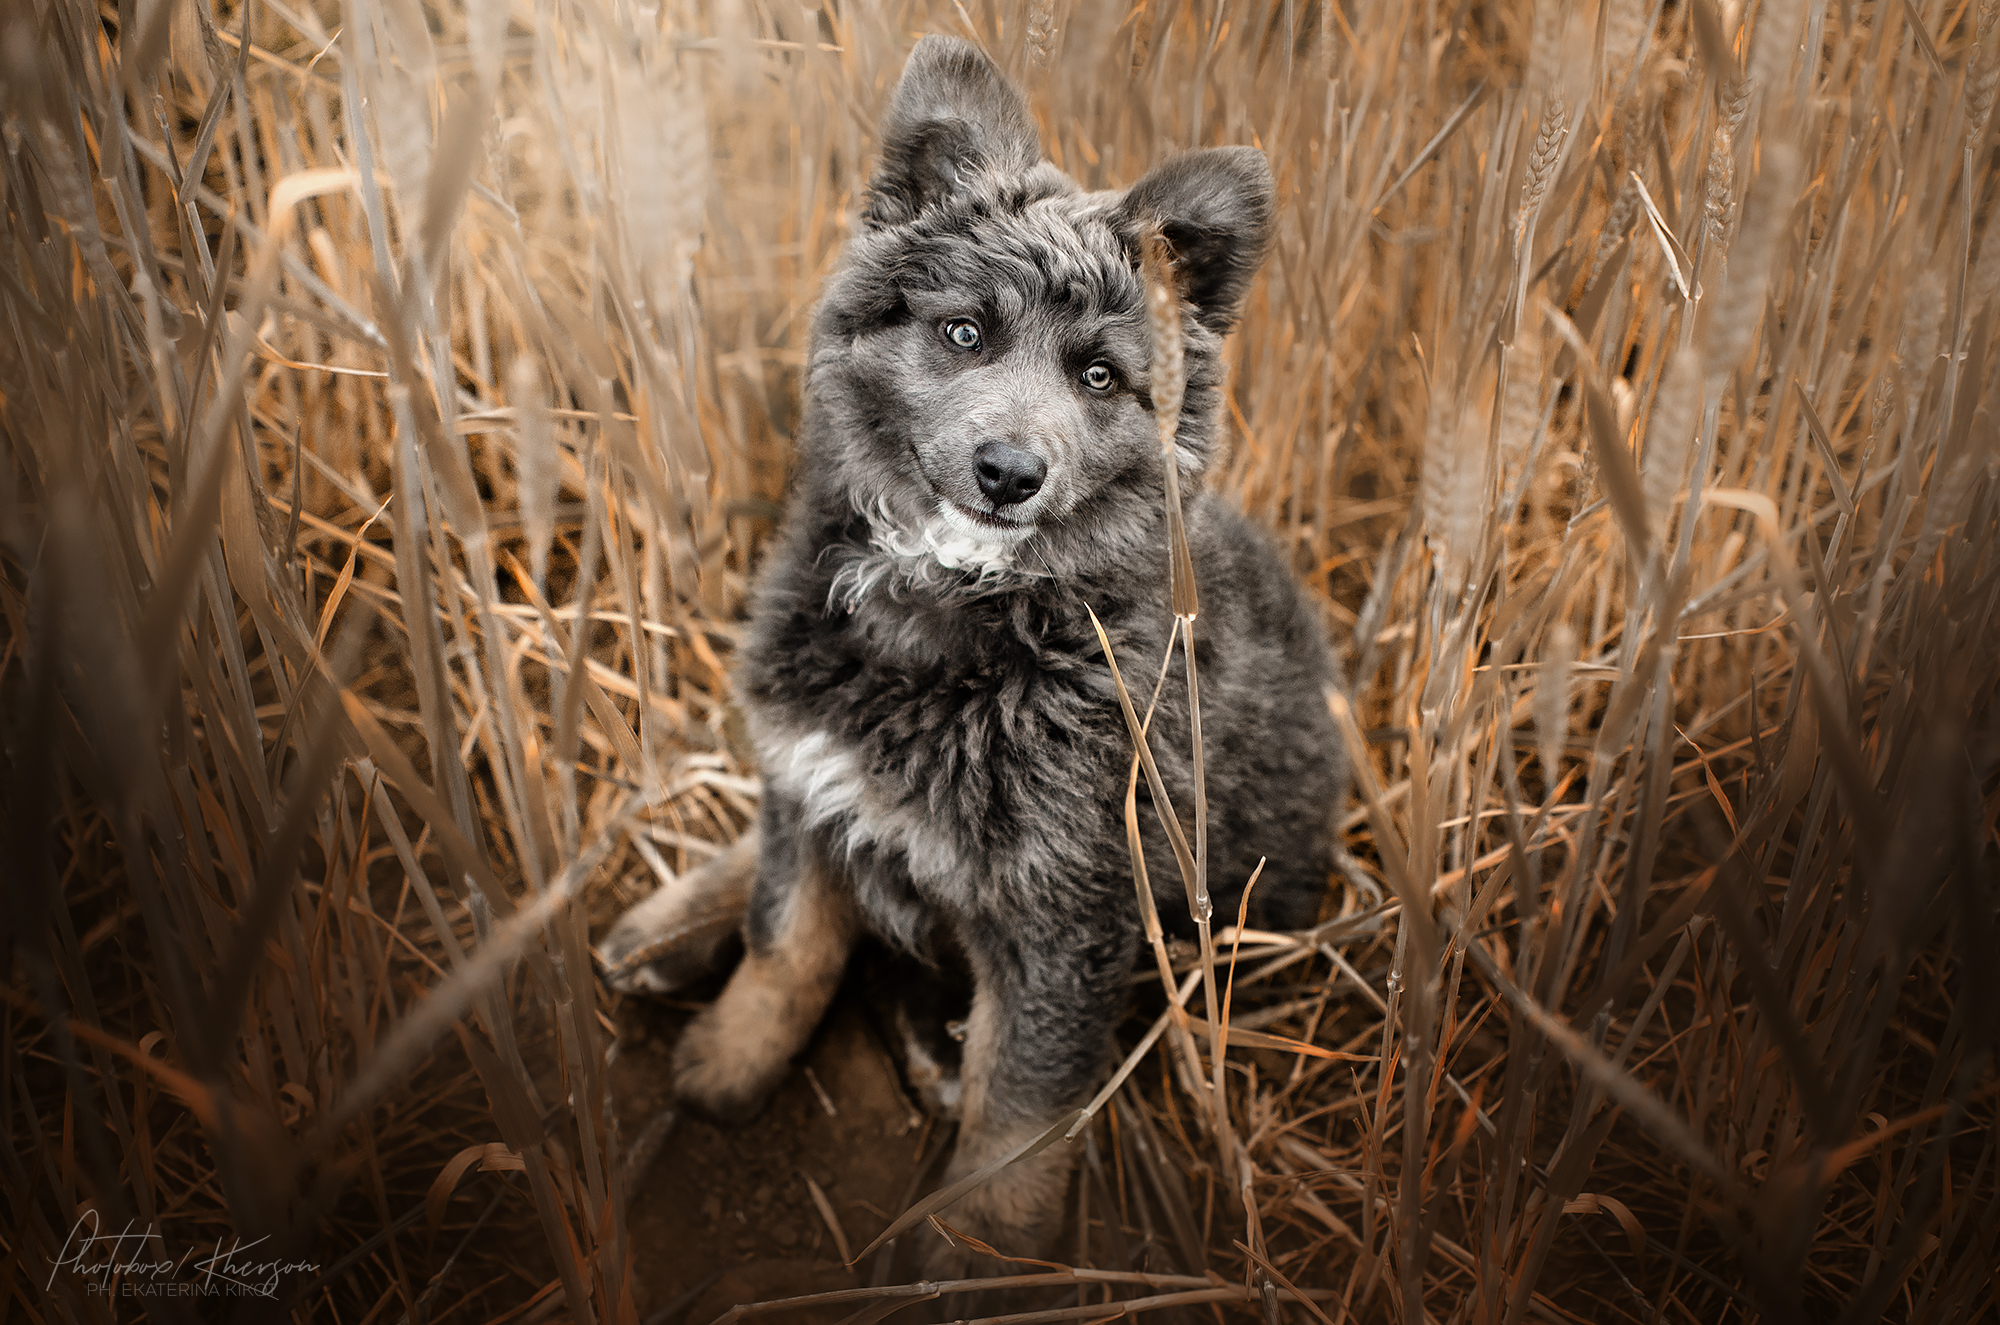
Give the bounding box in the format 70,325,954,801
1140,225,1234,1187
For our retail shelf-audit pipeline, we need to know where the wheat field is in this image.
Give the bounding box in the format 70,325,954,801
3,0,1997,1320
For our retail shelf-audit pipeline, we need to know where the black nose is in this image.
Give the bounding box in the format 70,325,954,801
973,442,1047,508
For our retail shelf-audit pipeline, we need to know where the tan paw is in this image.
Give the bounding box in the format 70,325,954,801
595,837,756,995
597,896,739,995
671,1000,789,1120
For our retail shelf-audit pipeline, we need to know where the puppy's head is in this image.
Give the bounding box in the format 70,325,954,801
808,36,1273,582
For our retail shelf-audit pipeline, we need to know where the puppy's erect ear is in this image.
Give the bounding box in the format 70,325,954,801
1117,147,1275,333
863,36,1041,228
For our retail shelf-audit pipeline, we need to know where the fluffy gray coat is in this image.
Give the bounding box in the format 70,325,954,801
601,35,1346,1274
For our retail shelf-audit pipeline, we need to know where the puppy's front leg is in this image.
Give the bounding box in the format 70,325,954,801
673,795,858,1117
920,924,1133,1277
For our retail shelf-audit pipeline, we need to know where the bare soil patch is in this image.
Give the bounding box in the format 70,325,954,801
612,986,937,1321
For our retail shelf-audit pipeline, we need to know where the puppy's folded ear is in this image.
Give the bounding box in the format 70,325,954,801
1117,147,1275,332
864,36,1041,228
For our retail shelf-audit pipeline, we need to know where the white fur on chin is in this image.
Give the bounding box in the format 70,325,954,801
825,496,1045,611
927,500,1033,570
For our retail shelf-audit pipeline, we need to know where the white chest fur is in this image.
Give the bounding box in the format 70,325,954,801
753,720,960,884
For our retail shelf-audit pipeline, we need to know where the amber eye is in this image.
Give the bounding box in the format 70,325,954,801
1081,361,1115,392
943,319,982,350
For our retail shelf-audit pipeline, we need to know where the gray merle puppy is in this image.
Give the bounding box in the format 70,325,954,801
600,35,1345,1273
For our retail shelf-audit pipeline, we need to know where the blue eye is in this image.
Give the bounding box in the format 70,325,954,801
944,319,982,350
1082,362,1115,392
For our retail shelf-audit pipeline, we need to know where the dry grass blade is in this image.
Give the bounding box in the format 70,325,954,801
1549,302,1653,557
804,1171,854,1266
1086,606,1199,902
1792,380,1855,518
1142,230,1198,621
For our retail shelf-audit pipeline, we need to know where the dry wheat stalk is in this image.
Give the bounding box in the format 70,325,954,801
1971,0,2000,140
1702,142,1798,389
1701,124,1736,253
1498,325,1543,485
1516,90,1569,241
1420,392,1490,583
1641,343,1702,538
1536,621,1577,787
1604,0,1647,88
1026,0,1058,70
1746,0,1803,104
